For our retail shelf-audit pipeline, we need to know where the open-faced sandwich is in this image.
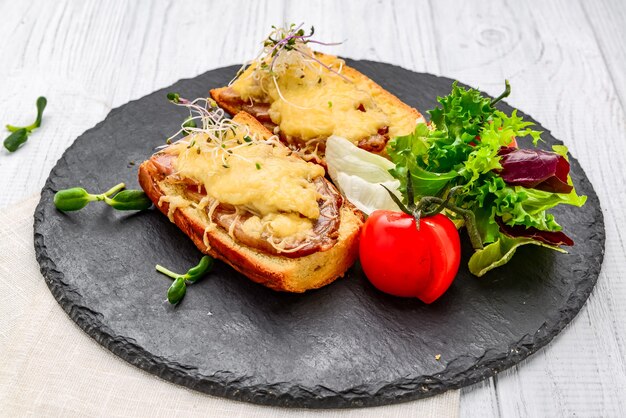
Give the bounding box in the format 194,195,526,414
138,101,363,292
211,24,424,164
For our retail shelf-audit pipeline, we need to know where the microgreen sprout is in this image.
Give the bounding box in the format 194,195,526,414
166,92,190,104
53,183,152,212
164,93,227,144
253,23,346,80
182,116,197,135
3,96,47,152
155,256,214,304
228,24,348,109
162,93,283,169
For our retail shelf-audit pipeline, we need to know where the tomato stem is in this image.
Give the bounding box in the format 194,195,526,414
442,203,484,250
406,168,415,207
383,171,484,243
415,185,484,249
413,209,422,230
382,184,412,216
383,176,484,250
420,196,483,250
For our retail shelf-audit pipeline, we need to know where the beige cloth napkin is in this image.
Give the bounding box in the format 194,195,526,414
0,196,460,417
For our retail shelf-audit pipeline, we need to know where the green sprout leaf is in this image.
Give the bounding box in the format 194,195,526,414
53,187,93,211
167,277,187,305
155,256,214,305
4,96,48,153
166,92,180,103
33,96,47,129
3,128,29,152
53,183,151,212
182,117,197,135
185,256,214,283
105,190,152,211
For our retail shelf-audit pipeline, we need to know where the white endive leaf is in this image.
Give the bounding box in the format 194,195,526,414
326,135,401,215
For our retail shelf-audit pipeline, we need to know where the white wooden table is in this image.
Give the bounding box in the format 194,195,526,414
1,0,624,416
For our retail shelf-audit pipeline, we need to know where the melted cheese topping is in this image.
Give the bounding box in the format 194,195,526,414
158,195,190,222
242,213,313,240
231,51,418,143
360,81,420,138
169,132,324,238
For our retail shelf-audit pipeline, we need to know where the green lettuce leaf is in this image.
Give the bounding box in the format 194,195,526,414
468,235,566,277
386,123,430,167
429,81,495,139
387,123,458,199
467,176,587,232
390,163,457,199
473,205,501,244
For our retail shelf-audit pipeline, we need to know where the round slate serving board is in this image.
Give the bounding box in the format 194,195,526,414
34,60,605,408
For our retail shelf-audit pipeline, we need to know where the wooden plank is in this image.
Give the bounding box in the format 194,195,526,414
457,378,501,418
0,0,135,207
581,0,626,110
284,0,440,74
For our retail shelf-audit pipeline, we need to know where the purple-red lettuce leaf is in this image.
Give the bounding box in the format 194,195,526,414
496,217,574,246
496,146,572,194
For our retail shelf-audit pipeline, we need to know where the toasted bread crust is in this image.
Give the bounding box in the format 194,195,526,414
339,64,424,125
221,110,272,138
210,86,243,118
138,113,363,292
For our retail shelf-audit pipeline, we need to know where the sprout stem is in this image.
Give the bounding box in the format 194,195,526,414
7,123,37,132
102,182,126,197
6,124,23,133
6,97,47,133
155,265,181,280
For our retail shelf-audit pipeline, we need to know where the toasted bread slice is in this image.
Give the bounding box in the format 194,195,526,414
211,52,424,161
138,112,363,292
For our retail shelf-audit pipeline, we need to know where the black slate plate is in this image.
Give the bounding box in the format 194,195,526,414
34,61,605,408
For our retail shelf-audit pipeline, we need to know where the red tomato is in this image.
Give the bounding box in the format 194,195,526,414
359,211,461,303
